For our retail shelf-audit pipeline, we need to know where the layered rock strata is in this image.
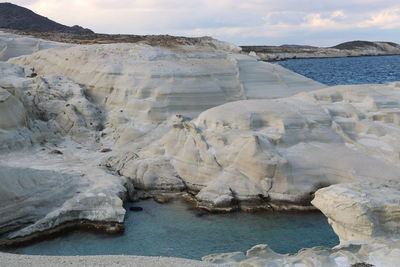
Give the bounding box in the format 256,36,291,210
0,31,65,61
105,83,400,211
0,61,127,244
0,37,324,244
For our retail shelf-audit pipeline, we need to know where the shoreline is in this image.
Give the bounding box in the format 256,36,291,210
0,252,216,267
0,193,321,250
255,53,400,62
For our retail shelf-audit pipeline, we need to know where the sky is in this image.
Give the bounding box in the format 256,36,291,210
9,0,400,46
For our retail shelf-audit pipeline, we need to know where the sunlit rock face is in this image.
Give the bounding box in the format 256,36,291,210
106,83,400,210
313,183,400,244
0,31,65,61
0,87,25,129
9,42,323,124
0,61,126,242
203,241,400,267
0,36,324,242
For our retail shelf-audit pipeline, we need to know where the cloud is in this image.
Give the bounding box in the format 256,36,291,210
359,8,400,29
7,0,400,45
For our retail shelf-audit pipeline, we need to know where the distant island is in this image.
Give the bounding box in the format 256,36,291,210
241,41,400,61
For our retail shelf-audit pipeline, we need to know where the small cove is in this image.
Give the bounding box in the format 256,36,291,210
4,199,339,259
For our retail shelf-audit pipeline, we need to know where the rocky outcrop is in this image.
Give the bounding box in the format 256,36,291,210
203,241,400,267
0,35,324,243
9,41,323,153
105,83,400,211
312,183,400,244
0,87,26,129
0,31,66,60
242,41,400,61
9,42,323,122
0,61,127,243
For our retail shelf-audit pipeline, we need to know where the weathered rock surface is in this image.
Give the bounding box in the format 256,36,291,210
203,242,400,267
0,35,324,243
0,87,26,129
106,83,400,211
312,183,400,244
242,40,400,61
0,31,65,61
0,61,126,243
0,148,127,242
9,42,323,122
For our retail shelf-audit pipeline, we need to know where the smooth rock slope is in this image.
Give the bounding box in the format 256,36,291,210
0,61,127,243
313,183,400,243
0,31,65,60
106,83,400,211
0,35,323,243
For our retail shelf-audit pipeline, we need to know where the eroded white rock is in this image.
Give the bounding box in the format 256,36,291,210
312,183,400,244
0,31,66,61
9,42,323,126
203,242,400,267
106,84,400,210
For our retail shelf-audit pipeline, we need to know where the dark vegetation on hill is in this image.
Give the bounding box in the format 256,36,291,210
332,40,400,50
0,2,93,33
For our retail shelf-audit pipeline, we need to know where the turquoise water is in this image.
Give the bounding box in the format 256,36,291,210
5,200,339,259
277,55,400,86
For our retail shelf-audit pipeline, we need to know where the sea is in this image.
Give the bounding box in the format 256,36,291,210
276,55,400,86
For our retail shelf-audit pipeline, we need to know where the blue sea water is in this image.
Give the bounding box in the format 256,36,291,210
276,55,400,85
5,200,338,259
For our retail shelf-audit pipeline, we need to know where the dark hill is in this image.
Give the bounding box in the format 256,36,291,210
0,2,93,33
332,40,400,50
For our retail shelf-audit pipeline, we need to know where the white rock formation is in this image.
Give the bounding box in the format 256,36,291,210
0,31,65,61
203,242,400,267
1,32,400,267
0,87,26,129
106,83,400,210
0,61,127,242
312,183,400,244
9,42,324,124
0,37,324,242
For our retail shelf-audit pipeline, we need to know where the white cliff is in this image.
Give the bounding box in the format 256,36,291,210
0,36,324,243
0,31,65,61
105,83,400,211
312,183,400,244
0,61,127,243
